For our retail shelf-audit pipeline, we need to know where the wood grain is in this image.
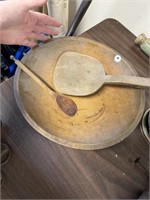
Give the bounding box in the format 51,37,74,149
11,56,77,116
14,36,145,150
1,19,149,199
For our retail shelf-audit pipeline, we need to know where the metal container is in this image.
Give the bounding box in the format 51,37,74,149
141,108,150,142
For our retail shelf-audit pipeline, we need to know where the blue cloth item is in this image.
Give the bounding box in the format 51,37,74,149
7,46,30,78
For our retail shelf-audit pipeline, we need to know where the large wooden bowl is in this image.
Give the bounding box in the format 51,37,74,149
14,37,145,150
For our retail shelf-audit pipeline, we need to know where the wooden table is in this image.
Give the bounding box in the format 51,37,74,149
1,19,149,199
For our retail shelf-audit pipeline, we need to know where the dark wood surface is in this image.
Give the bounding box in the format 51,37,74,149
1,19,149,199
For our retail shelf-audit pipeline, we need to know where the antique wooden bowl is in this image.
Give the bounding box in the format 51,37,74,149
14,37,145,150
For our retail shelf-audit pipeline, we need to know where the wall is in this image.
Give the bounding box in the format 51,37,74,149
69,0,150,38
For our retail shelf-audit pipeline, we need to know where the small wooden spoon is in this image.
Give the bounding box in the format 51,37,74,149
53,52,150,96
10,55,77,116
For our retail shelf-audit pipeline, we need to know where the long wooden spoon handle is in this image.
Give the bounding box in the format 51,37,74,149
10,55,50,91
10,55,77,116
105,75,150,88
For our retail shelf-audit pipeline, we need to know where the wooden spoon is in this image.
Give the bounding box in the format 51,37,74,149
10,55,77,116
53,52,150,96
